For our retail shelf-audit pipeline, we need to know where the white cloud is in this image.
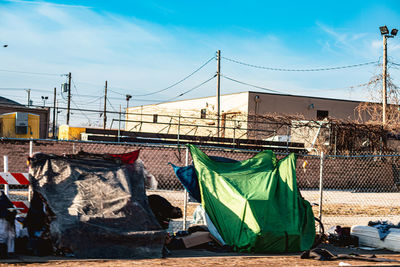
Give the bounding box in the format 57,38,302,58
6,0,91,9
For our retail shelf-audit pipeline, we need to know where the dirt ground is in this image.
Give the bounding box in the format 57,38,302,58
2,245,400,267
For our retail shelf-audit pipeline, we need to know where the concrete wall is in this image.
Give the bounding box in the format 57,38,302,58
248,91,362,120
126,92,249,138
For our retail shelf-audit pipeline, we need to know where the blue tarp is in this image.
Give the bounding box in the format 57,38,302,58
170,156,237,203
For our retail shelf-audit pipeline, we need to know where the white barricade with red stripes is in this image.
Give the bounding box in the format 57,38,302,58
0,172,30,214
1,143,33,214
0,172,30,185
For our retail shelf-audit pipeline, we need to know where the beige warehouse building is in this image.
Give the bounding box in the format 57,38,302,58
125,91,366,140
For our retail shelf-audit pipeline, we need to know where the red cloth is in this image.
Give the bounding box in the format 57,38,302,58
108,150,140,164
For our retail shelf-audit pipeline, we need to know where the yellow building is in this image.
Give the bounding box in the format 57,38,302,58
0,112,40,139
58,125,86,140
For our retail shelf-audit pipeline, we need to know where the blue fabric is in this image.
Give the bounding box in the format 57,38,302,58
170,164,201,202
170,156,238,203
369,221,400,240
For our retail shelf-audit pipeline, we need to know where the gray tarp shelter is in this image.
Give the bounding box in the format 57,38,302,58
28,152,165,259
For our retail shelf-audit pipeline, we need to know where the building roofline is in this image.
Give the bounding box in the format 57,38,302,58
132,91,248,108
131,90,379,109
247,91,368,104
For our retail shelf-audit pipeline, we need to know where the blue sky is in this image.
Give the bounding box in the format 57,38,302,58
0,0,399,126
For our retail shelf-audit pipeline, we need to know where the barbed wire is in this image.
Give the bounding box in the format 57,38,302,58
222,56,378,72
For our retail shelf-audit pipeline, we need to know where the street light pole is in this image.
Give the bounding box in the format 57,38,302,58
379,26,398,125
126,94,132,111
41,96,48,107
383,34,387,125
26,89,31,107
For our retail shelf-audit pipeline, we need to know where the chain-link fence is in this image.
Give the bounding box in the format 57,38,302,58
312,154,400,231
3,139,400,234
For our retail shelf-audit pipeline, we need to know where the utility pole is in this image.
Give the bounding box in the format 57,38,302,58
383,34,388,125
53,87,56,138
26,89,31,107
66,72,72,125
55,100,59,133
103,80,107,129
216,50,221,137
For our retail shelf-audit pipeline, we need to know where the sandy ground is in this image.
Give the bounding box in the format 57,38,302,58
2,253,400,266
6,190,400,266
2,245,400,266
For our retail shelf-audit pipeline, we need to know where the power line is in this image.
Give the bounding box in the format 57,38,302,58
221,75,282,93
71,79,80,96
108,89,125,96
73,96,103,105
106,97,118,112
0,87,56,93
221,74,379,94
163,75,217,102
71,98,91,122
133,56,216,97
222,56,379,72
0,69,65,76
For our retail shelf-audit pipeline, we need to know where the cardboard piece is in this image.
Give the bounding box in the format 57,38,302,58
181,231,212,248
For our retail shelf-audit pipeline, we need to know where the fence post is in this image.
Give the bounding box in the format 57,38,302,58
28,140,33,202
177,112,181,147
318,151,324,233
183,146,189,230
3,156,9,196
286,125,290,153
118,105,121,142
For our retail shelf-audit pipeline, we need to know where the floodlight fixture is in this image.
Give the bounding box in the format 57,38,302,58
41,96,48,107
391,28,398,36
126,94,132,110
380,26,389,35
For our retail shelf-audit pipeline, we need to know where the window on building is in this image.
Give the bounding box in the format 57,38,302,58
153,114,158,123
200,109,207,119
317,110,329,120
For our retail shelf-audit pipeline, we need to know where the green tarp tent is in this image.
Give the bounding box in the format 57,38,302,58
189,144,315,253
